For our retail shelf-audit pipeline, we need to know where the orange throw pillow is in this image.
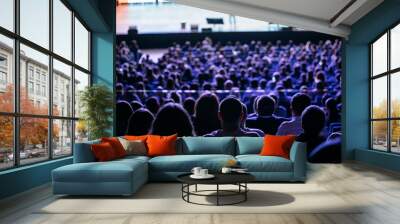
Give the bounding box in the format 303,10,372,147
260,135,296,159
146,134,177,157
91,142,117,162
124,135,148,141
101,137,127,158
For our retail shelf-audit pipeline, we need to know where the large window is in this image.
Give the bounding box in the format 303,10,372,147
0,0,91,170
371,22,400,153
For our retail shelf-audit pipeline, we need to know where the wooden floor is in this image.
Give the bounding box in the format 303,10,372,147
1,162,400,224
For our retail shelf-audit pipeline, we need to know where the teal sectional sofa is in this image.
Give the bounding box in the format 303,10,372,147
52,137,307,196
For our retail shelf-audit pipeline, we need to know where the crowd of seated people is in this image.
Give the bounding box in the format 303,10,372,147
116,37,342,163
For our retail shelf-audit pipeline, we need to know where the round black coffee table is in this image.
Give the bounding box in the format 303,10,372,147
177,173,255,206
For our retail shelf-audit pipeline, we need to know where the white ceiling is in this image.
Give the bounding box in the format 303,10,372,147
173,0,384,38
227,0,352,22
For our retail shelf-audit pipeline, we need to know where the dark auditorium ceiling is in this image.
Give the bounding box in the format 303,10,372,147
173,0,384,38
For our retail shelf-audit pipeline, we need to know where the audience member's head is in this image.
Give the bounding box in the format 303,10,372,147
316,81,325,92
218,97,243,131
193,93,221,135
126,108,154,135
256,95,276,116
116,83,124,99
291,93,311,116
145,97,160,115
195,93,219,120
169,91,182,104
130,100,144,112
116,100,134,136
325,98,338,113
224,80,233,90
301,105,326,136
151,103,194,136
183,97,195,116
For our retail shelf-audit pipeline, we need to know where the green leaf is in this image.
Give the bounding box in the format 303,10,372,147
79,84,113,140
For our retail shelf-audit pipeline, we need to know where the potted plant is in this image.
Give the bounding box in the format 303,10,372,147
79,84,113,140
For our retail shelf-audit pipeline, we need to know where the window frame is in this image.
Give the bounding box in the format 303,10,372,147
0,0,92,171
370,20,400,154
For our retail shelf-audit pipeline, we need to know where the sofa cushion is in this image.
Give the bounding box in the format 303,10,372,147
178,137,235,155
101,137,127,158
236,155,293,172
91,142,118,161
146,134,178,157
149,154,235,172
236,137,263,155
260,135,296,159
118,138,147,156
53,158,147,183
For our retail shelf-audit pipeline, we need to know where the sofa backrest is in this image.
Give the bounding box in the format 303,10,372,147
74,136,300,161
235,137,263,155
177,137,236,155
73,139,100,163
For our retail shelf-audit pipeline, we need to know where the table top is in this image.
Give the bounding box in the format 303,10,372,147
177,172,255,185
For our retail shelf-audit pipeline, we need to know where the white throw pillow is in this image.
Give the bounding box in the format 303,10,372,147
118,137,147,156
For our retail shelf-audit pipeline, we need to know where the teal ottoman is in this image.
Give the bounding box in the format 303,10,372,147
52,156,148,196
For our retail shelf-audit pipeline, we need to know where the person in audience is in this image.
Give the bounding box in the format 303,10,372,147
145,96,160,115
130,100,144,112
151,103,194,136
183,97,196,118
193,93,221,136
312,81,326,106
325,98,341,125
126,108,154,135
269,94,288,117
246,95,288,135
115,82,125,101
125,85,139,102
277,93,311,135
116,100,134,136
275,85,291,113
241,103,264,137
205,97,259,137
169,91,182,104
296,105,327,157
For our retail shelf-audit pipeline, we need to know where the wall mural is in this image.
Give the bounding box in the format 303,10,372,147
115,36,342,163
